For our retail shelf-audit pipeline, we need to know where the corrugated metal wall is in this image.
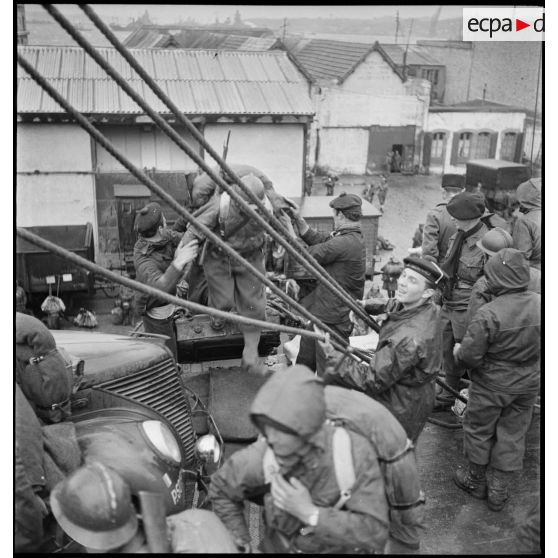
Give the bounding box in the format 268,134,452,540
95,125,201,172
16,124,98,251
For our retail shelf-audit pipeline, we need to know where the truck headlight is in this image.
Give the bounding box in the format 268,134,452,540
141,421,181,464
195,434,222,465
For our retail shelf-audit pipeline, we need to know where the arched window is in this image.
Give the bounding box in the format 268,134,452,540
473,131,491,159
431,131,445,159
500,130,523,161
451,129,498,165
422,130,449,168
457,131,472,159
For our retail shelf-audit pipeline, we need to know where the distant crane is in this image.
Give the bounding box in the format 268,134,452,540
428,6,442,37
402,19,414,78
281,17,287,41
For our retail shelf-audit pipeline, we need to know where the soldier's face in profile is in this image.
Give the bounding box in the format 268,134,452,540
263,425,308,472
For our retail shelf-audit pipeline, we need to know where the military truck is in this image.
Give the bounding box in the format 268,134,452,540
465,159,531,216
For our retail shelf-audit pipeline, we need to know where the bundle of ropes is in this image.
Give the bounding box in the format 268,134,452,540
17,5,467,403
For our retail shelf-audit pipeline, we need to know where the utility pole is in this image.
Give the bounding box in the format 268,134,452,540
281,17,287,41
403,19,414,78
395,10,400,44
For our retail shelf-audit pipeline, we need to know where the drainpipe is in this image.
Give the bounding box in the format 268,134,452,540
465,43,475,102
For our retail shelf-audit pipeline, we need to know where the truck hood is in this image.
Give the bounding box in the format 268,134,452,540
52,330,173,388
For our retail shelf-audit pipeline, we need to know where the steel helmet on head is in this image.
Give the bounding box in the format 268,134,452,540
476,227,514,257
50,462,138,551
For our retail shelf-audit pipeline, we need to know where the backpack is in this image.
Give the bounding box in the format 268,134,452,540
262,386,425,513
15,313,74,423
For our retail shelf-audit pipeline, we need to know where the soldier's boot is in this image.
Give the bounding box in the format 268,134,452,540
454,462,487,499
487,468,514,511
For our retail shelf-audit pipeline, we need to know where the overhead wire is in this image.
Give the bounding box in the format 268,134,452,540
17,227,329,343
64,3,379,332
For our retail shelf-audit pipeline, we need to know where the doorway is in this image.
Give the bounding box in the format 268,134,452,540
391,144,403,172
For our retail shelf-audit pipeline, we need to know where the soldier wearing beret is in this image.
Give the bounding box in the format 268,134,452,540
320,256,445,443
421,174,465,265
133,202,199,360
435,192,489,409
288,193,366,376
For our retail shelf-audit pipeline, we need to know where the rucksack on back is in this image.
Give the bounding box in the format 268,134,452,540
323,386,425,513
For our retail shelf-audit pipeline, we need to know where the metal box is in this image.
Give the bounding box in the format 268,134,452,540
16,223,95,295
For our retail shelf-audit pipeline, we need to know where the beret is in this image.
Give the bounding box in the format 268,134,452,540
403,256,446,285
441,174,466,189
329,192,362,210
446,192,485,220
135,202,162,234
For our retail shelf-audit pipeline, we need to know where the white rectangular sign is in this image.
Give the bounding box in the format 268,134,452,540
463,8,544,41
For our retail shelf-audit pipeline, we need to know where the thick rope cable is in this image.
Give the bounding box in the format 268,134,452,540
17,227,331,344
58,3,379,332
17,53,365,357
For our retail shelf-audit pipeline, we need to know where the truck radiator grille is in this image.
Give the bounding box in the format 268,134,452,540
98,359,196,462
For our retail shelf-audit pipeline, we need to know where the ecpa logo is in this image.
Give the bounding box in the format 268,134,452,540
463,8,544,41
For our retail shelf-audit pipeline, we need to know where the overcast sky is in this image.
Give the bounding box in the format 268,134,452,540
51,4,502,24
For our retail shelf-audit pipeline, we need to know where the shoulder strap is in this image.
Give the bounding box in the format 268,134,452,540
263,429,356,510
263,446,280,484
332,426,356,510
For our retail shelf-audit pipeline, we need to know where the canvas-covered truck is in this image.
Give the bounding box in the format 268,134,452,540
465,159,531,216
16,223,95,308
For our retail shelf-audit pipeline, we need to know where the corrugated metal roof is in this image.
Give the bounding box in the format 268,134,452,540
123,29,176,49
17,46,313,116
380,44,443,66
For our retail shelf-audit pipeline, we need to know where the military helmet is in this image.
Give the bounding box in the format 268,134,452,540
50,462,138,551
476,227,514,257
233,173,265,202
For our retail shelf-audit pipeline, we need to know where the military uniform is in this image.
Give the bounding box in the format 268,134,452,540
438,193,488,399
133,218,184,360
209,367,390,554
296,194,366,375
512,179,541,270
455,249,540,510
179,165,287,336
421,174,465,264
422,202,456,264
325,297,442,443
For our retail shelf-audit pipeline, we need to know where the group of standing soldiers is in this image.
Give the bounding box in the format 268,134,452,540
420,175,541,513
125,163,540,553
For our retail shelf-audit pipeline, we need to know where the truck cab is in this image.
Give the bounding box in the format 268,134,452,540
53,330,205,512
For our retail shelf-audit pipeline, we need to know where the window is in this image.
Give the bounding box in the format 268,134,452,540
421,68,439,85
473,131,491,159
500,132,518,161
458,132,472,159
431,132,445,160
451,130,498,165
